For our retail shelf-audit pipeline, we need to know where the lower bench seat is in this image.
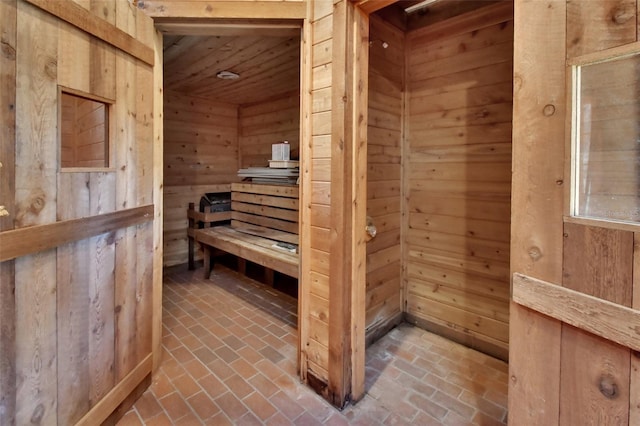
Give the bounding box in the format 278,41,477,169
195,226,299,279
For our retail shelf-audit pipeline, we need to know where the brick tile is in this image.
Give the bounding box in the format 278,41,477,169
187,391,220,421
460,390,505,421
293,412,324,426
472,411,505,426
198,374,226,400
424,373,463,398
215,391,248,419
259,346,285,363
432,391,475,420
269,391,305,420
237,345,263,365
215,345,240,364
193,346,217,365
230,358,259,380
393,358,427,379
265,412,294,426
383,412,415,426
204,412,233,426
143,411,173,426
208,359,235,381
244,391,278,421
224,373,254,399
133,391,163,420
174,411,201,425
408,392,448,422
117,410,143,426
169,345,196,365
158,392,191,422
413,411,448,426
248,373,280,398
172,373,201,398
443,410,475,426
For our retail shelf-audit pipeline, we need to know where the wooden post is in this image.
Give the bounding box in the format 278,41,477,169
509,0,566,424
188,202,196,270
0,0,17,424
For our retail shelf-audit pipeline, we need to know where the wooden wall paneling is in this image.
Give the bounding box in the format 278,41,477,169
567,0,637,58
508,0,566,422
163,90,239,266
405,4,512,359
366,14,403,343
238,92,300,168
134,59,154,370
152,27,164,372
56,173,91,425
0,0,17,423
560,224,633,425
632,232,640,424
25,0,153,66
114,44,139,380
14,3,59,424
139,0,306,20
298,0,313,383
88,173,117,405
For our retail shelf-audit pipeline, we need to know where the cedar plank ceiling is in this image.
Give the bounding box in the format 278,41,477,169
162,33,301,104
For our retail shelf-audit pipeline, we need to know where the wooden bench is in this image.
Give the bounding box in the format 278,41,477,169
194,182,299,281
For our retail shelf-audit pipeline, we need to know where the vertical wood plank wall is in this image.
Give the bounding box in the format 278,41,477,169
163,91,239,266
1,0,156,424
365,15,404,343
404,3,513,360
0,0,17,424
299,0,334,388
509,1,640,424
238,92,301,168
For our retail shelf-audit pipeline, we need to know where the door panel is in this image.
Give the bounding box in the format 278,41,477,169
0,1,157,424
510,1,640,425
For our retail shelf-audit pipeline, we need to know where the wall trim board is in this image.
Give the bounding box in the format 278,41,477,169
75,354,152,426
0,205,154,262
139,1,306,20
24,0,154,66
513,273,640,352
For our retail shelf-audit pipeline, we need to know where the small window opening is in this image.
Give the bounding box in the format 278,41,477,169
60,91,110,169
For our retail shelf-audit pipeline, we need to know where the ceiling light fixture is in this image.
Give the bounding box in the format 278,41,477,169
216,71,240,80
405,0,440,14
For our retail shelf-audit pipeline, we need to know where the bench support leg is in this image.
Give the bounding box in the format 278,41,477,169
203,246,213,280
238,258,246,276
264,268,274,287
188,236,195,270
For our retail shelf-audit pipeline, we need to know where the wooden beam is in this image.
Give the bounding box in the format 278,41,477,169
0,0,17,423
155,20,302,37
24,0,154,66
354,0,397,15
139,1,307,20
0,205,154,262
512,273,640,352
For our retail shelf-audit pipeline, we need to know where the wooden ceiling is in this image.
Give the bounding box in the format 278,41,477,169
162,32,301,105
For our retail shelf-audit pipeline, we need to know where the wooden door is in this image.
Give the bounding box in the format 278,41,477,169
0,1,160,425
509,1,640,425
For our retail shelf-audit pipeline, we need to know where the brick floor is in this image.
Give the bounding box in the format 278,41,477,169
118,266,508,425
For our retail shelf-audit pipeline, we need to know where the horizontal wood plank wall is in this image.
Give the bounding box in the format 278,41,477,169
6,0,156,424
405,3,513,360
238,92,300,168
163,90,239,266
365,15,403,343
299,0,334,388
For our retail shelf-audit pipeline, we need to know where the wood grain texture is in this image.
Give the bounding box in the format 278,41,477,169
560,325,630,425
508,0,566,423
567,0,637,59
405,2,512,357
365,14,403,346
0,206,153,262
239,93,300,167
25,0,154,65
0,0,17,423
139,0,306,19
513,273,640,352
631,232,640,425
14,4,59,423
563,223,634,307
